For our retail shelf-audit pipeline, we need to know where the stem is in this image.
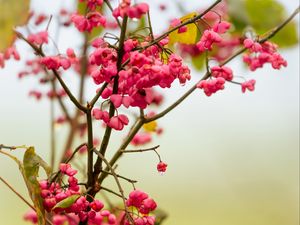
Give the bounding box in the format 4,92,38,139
98,118,145,184
147,11,154,40
101,186,126,199
50,97,56,168
89,82,109,108
86,109,94,191
121,145,160,153
92,149,134,224
98,4,300,183
0,176,35,210
92,16,129,185
104,0,122,28
259,6,300,43
100,170,137,184
15,31,87,112
146,5,300,123
79,34,89,105
50,143,87,183
136,0,222,50
50,77,72,122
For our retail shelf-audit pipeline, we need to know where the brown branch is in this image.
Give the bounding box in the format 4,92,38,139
50,97,56,168
104,0,122,28
15,31,87,112
78,34,89,105
92,16,129,188
135,0,222,50
98,117,145,184
98,4,300,184
50,143,87,183
0,176,54,225
0,176,35,210
121,145,160,153
100,186,126,199
89,82,109,107
0,144,27,150
92,149,134,224
145,6,300,123
86,109,94,191
100,170,137,184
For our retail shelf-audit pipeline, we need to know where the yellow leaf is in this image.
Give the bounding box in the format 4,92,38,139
168,12,198,45
0,0,30,51
143,121,158,132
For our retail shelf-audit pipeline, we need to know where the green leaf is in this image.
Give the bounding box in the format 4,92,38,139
77,1,86,15
191,53,206,71
228,0,298,47
0,0,30,51
52,194,81,210
23,147,50,225
153,208,168,225
88,26,104,41
0,147,48,225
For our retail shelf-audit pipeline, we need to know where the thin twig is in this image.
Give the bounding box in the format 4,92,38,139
0,144,27,150
15,31,87,112
101,186,126,199
89,82,109,107
104,0,122,28
121,145,160,153
0,176,35,210
92,16,129,189
50,95,56,168
92,149,134,224
100,170,137,184
0,176,54,225
145,5,300,123
49,143,87,183
86,109,94,191
98,118,145,184
135,0,222,50
98,5,300,184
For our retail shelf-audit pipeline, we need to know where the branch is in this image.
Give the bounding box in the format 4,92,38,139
259,6,300,43
121,145,160,153
104,0,122,28
0,176,35,210
136,0,222,50
92,149,134,224
98,118,145,184
15,31,87,112
49,75,72,122
100,170,137,184
89,82,109,108
92,16,129,184
0,176,54,225
86,109,94,189
78,34,89,105
49,143,87,183
145,5,300,123
98,5,300,184
100,186,126,199
0,144,27,150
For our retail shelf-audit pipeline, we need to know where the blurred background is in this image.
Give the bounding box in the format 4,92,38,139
0,0,299,225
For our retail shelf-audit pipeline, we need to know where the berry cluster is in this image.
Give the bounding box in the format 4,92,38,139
113,0,149,19
124,190,157,225
243,39,287,71
38,163,119,225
